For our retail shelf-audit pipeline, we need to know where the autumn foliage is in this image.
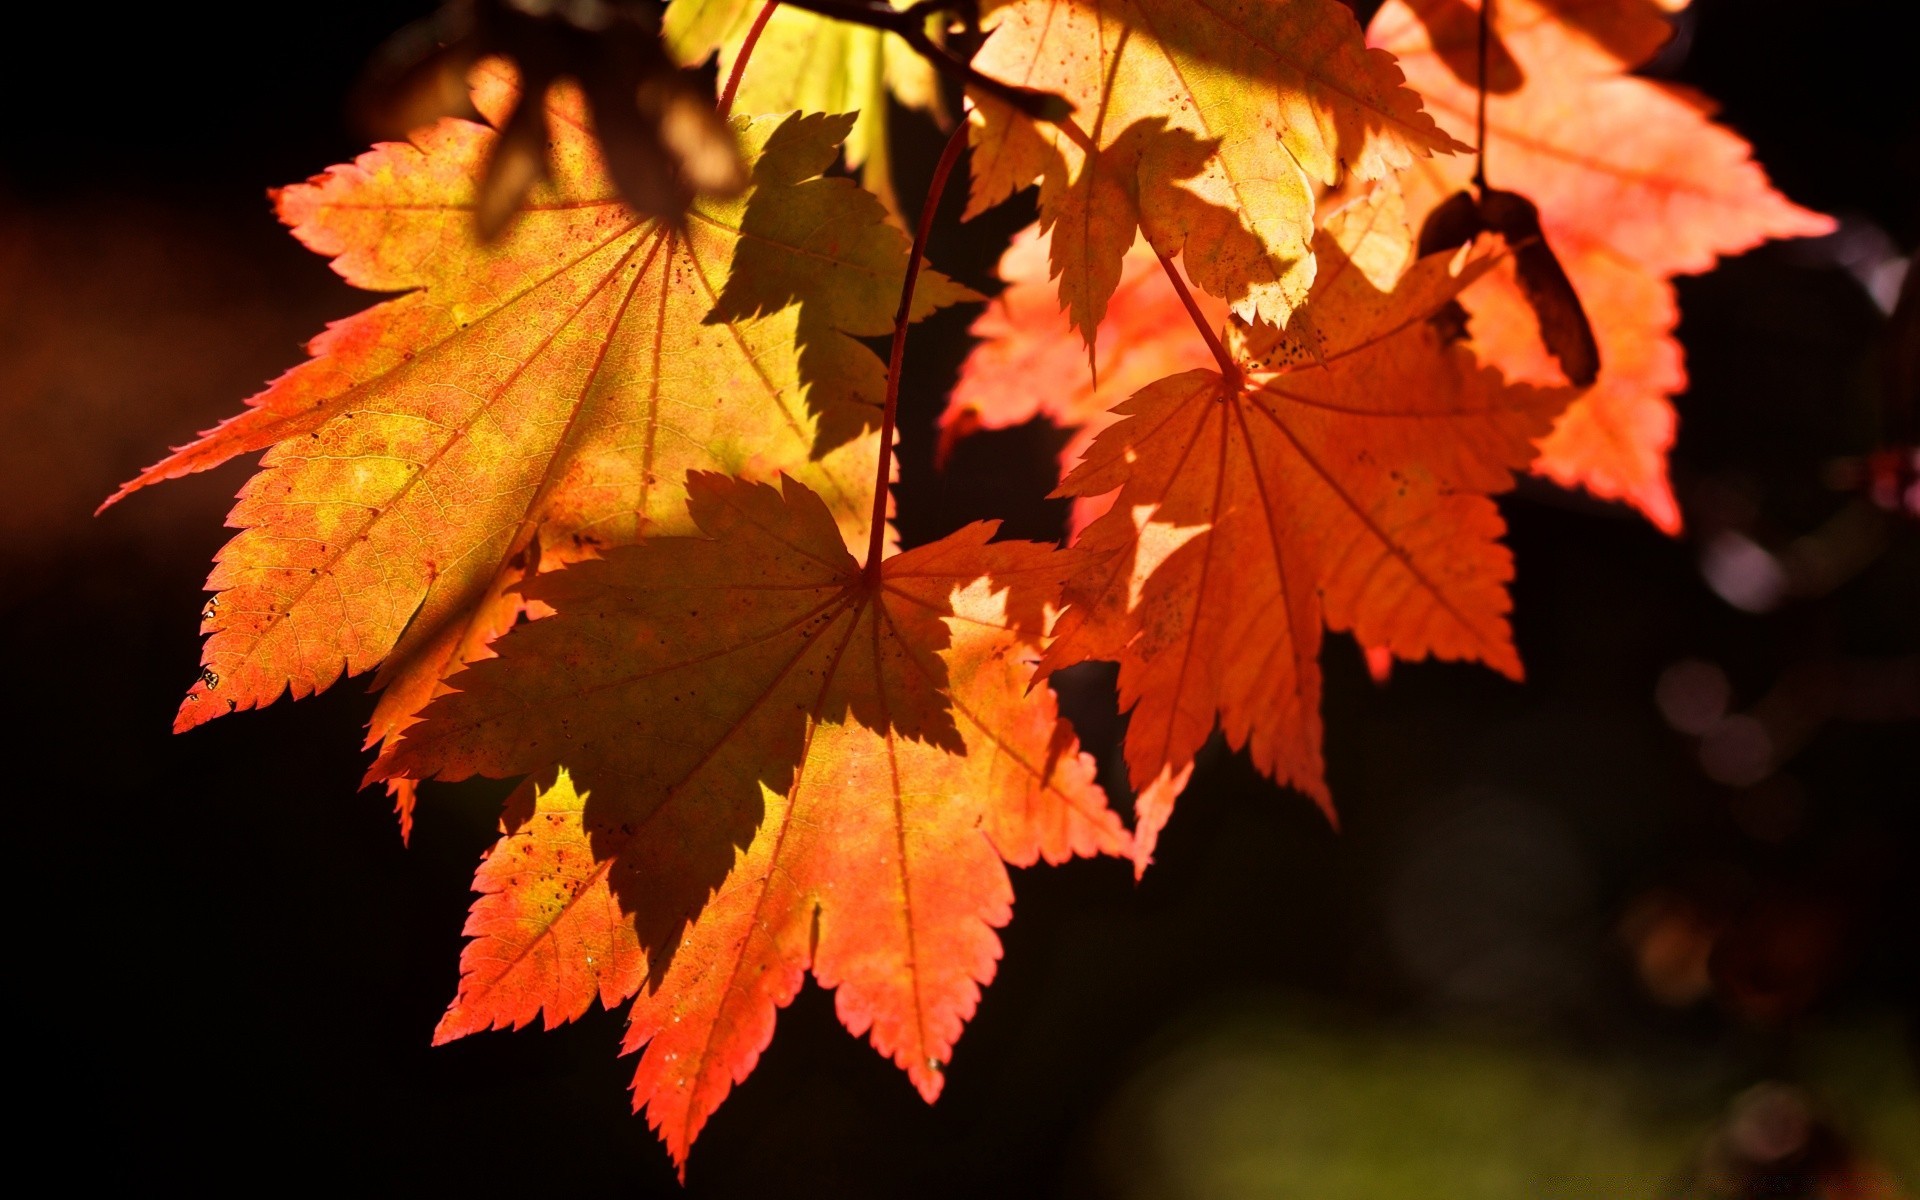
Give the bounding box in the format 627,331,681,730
107,0,1828,1174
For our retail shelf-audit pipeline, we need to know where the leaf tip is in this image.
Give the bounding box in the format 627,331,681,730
910,1056,949,1104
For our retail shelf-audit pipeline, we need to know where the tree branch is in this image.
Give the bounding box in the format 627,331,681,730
770,0,1071,119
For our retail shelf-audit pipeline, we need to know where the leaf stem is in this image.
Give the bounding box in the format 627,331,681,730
1154,249,1238,383
866,120,970,581
717,0,781,121
1473,0,1491,190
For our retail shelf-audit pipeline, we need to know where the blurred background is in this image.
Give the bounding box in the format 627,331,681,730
4,0,1914,1194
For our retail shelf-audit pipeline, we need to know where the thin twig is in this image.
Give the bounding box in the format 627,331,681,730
770,0,1069,119
866,121,971,580
717,0,781,120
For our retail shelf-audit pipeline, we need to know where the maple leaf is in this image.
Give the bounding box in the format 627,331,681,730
1371,0,1832,531
666,0,943,211
1038,213,1569,860
100,65,973,836
964,0,1465,337
940,222,1229,535
378,471,1127,1169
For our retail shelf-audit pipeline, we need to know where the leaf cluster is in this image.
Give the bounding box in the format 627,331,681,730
107,0,1828,1172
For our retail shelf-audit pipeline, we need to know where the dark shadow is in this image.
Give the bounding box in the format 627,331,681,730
390,473,990,972
1397,0,1677,83
1393,0,1525,93
707,112,921,456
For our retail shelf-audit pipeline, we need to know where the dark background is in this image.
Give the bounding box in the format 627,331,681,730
4,1,1914,1193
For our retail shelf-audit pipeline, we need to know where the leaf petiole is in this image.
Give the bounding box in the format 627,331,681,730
1473,0,1492,190
1154,249,1240,385
717,0,782,120
867,121,971,580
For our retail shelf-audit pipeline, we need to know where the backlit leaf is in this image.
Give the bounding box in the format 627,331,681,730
1371,0,1832,531
966,0,1465,335
1040,226,1569,828
381,472,1126,1168
940,223,1229,535
101,66,966,787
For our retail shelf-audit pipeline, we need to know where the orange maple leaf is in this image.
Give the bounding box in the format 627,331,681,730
1371,0,1833,532
939,223,1229,535
964,0,1465,337
379,471,1126,1170
1038,214,1568,861
99,65,971,838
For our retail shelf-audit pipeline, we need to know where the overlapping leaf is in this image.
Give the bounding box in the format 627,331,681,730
666,0,943,210
939,223,1228,534
1371,0,1832,531
380,472,1127,1168
1039,219,1568,859
101,66,971,839
965,0,1465,337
